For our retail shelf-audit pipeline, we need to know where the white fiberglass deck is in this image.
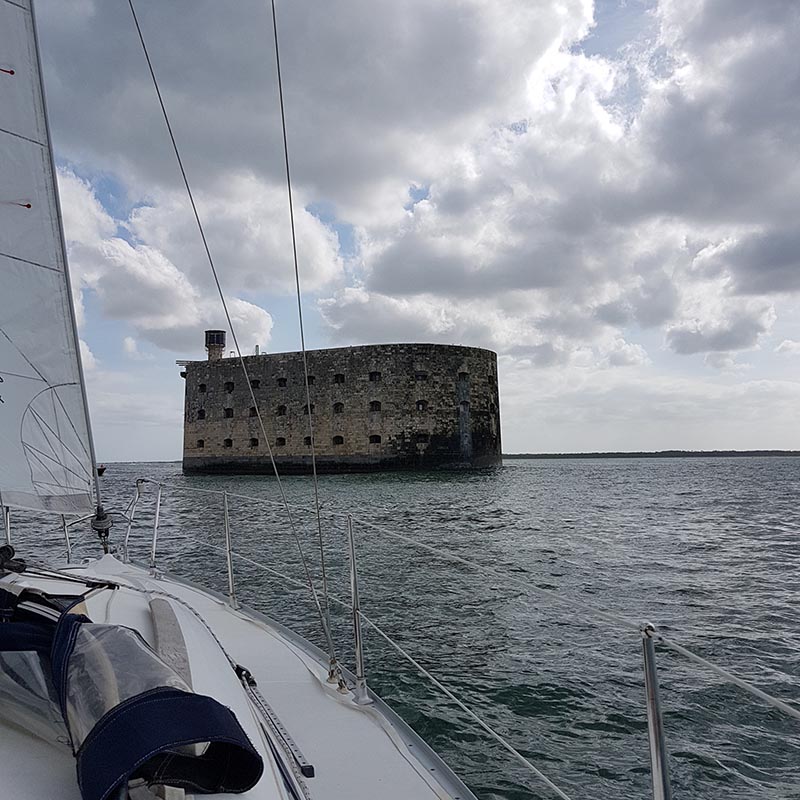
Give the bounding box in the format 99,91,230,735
0,554,473,800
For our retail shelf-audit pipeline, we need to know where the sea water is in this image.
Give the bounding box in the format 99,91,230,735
17,457,800,799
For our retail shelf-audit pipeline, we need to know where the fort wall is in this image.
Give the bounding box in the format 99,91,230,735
181,341,501,474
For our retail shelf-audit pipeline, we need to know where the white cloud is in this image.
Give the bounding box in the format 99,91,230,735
603,338,650,368
127,173,343,295
59,169,276,352
775,340,800,356
79,339,98,371
36,0,800,456
122,335,152,361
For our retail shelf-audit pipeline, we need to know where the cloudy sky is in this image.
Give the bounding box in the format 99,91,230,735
36,0,800,460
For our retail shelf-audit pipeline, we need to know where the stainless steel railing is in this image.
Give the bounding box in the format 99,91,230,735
42,477,800,800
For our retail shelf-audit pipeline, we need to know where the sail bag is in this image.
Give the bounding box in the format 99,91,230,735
0,585,264,800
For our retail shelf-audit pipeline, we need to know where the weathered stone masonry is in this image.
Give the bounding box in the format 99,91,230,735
182,338,501,474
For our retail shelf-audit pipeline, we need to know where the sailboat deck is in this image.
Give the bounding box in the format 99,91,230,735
1,554,473,800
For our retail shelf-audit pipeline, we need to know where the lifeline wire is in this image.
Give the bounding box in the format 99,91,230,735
130,479,800,726
125,0,341,675
656,633,800,722
268,0,334,627
157,529,577,800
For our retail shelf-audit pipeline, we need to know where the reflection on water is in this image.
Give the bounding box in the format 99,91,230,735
13,457,800,799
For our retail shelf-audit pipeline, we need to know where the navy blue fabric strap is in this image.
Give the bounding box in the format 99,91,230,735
77,686,264,800
0,620,54,653
0,588,17,622
50,612,90,720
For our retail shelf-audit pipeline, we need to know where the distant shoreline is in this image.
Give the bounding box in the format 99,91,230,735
503,450,800,459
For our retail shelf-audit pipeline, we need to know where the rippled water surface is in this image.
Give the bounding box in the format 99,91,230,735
14,457,800,799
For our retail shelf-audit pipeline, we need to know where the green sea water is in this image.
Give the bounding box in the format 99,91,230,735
15,456,800,799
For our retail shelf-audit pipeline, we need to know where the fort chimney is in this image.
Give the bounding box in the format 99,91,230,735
205,329,226,361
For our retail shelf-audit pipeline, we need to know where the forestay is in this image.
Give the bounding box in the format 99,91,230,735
0,0,95,514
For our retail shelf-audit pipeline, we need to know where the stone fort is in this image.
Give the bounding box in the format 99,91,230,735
181,331,501,474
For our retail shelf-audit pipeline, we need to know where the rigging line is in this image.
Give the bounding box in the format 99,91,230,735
268,0,333,626
355,518,642,633
29,0,103,511
128,478,641,633
360,613,576,800
167,529,575,799
124,0,341,677
655,633,800,723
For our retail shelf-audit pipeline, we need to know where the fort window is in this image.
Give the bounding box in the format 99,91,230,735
332,435,344,446
414,372,428,381
307,375,315,385
416,400,427,412
276,405,287,416
304,436,312,446
334,373,345,384
277,377,287,387
276,437,286,446
369,371,381,382
303,403,315,415
333,402,344,414
224,381,234,393
460,400,470,412
198,383,207,393
458,371,469,382
251,379,260,389
249,438,259,448
416,433,430,443
369,400,381,412
249,406,258,417
196,439,205,449
197,409,206,420
369,435,381,444
224,407,234,418
224,438,233,448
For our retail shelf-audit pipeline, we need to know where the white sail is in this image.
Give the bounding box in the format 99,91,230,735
0,0,95,514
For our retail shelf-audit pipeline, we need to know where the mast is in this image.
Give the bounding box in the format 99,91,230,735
29,0,103,514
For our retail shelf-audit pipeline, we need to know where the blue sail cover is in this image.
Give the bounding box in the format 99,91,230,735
0,588,263,800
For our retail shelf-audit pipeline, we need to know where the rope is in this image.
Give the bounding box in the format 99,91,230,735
267,0,334,632
125,0,341,674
